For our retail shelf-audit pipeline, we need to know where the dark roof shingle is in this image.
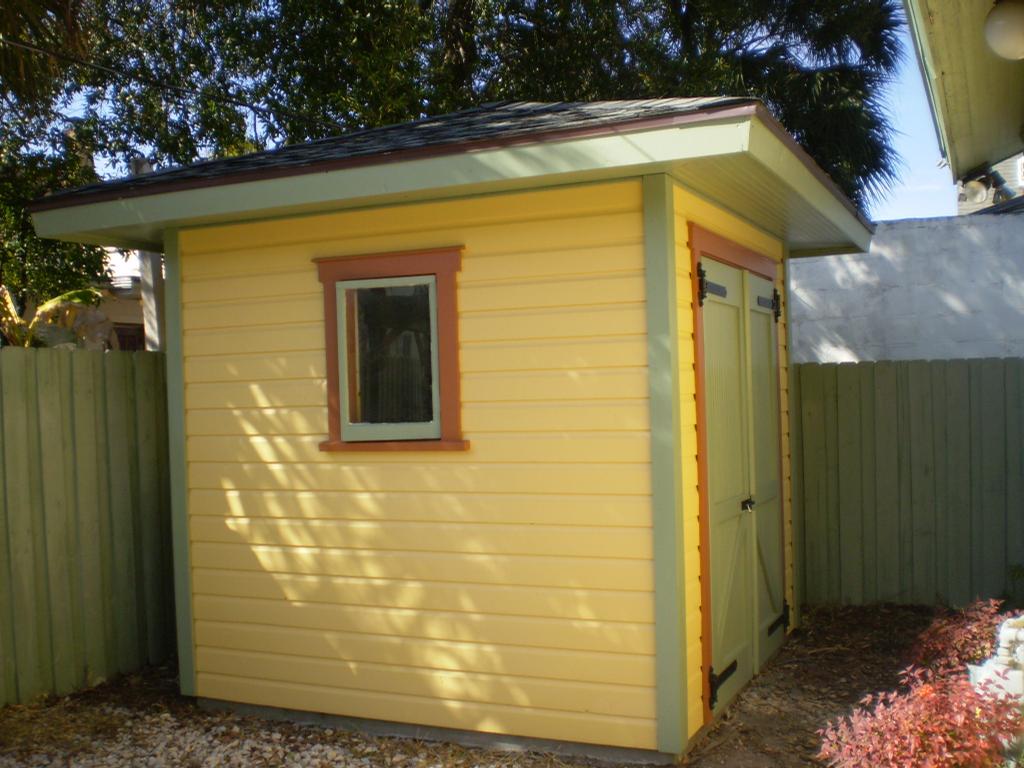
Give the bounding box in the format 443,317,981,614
34,98,755,209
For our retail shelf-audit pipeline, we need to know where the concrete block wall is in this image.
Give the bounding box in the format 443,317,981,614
789,213,1024,363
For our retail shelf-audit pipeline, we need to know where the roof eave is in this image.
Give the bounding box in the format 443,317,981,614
904,0,957,177
32,107,871,255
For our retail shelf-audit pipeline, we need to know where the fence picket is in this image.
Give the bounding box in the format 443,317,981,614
896,363,914,601
945,361,972,606
133,353,164,663
858,364,878,603
104,353,141,673
873,362,900,601
3,350,53,700
797,358,1024,606
1008,360,1024,602
799,365,827,604
908,360,936,603
822,365,841,603
969,362,986,600
0,351,12,706
930,362,949,604
981,359,1007,599
836,364,864,603
0,348,172,704
36,350,78,695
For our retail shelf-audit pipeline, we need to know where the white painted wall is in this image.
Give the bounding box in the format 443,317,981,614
789,214,1024,363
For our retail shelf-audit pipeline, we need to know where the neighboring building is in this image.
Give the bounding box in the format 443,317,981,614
957,153,1024,215
789,212,1024,363
101,248,164,351
905,0,1024,185
100,271,145,350
30,99,871,758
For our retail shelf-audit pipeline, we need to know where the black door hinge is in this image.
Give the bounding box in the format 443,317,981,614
771,288,782,323
768,600,791,636
697,262,727,305
708,659,738,709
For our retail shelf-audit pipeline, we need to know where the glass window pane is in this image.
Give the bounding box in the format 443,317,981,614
345,281,434,425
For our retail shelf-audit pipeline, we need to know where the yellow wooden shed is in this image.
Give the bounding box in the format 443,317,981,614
31,99,872,759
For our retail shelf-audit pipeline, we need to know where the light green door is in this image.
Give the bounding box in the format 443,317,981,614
702,258,753,713
703,259,786,713
747,273,786,671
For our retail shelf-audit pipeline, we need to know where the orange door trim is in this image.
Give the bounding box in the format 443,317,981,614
688,223,781,724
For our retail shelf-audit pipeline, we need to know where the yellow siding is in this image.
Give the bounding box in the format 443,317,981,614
178,181,657,750
671,183,789,736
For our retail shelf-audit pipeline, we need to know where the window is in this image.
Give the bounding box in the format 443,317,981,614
315,247,467,451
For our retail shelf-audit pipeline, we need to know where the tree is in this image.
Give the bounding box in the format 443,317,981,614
455,0,904,203
1,0,109,306
1,0,903,292
0,136,107,309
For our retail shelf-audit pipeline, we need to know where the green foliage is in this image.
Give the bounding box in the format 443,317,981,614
819,668,1024,768
1,0,108,304
0,0,90,111
1,0,904,289
0,138,107,307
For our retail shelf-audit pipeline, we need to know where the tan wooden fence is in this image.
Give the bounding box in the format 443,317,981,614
0,348,173,705
793,359,1024,607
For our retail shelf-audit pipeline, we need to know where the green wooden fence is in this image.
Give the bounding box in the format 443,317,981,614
0,348,173,706
794,359,1024,607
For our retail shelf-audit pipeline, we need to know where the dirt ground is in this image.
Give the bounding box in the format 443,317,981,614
683,604,935,766
0,605,935,767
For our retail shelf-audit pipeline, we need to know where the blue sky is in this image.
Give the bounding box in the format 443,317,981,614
95,28,952,225
867,29,959,222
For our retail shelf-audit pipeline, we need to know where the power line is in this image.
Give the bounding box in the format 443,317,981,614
0,34,345,133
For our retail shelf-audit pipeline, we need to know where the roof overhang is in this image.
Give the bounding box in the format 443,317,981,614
32,104,872,256
905,0,1024,180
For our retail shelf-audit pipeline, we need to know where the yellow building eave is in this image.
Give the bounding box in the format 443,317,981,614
905,0,1024,179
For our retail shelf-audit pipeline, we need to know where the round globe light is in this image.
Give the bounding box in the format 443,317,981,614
986,0,1024,60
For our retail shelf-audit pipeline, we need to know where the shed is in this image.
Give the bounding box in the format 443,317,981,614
31,99,872,759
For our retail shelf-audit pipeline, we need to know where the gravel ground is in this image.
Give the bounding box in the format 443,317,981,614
0,605,933,768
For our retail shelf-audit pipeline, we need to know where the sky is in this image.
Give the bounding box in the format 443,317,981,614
108,25,952,281
867,29,959,222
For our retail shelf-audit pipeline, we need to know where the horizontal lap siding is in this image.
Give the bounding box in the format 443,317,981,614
672,184,787,735
178,181,656,749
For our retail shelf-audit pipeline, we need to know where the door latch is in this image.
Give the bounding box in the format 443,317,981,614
741,496,755,512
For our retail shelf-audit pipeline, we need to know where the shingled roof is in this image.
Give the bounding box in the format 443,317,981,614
32,98,756,211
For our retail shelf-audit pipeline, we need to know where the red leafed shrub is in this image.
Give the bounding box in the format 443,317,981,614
819,668,1024,768
912,599,1016,675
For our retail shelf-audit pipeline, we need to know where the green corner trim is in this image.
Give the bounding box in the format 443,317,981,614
643,174,688,755
163,230,196,696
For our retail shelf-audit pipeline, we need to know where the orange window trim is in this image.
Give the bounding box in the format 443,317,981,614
315,246,469,452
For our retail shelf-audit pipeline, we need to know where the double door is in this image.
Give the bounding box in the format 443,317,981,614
701,257,786,714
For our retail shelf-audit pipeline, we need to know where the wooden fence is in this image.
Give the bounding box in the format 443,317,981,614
0,348,173,706
793,359,1024,607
